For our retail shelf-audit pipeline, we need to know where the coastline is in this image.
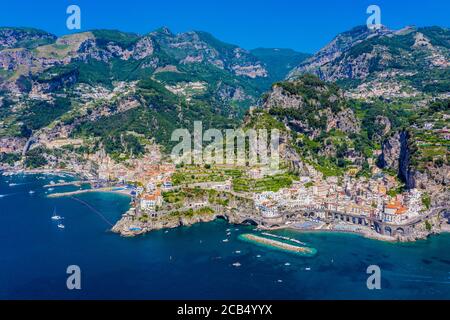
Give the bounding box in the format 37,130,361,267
112,209,433,244
1,169,444,244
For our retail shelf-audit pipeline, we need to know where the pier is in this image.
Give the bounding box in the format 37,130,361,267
47,187,130,198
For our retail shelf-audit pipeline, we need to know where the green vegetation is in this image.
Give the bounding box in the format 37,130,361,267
172,166,243,185
0,27,56,49
73,77,239,154
24,147,48,168
20,98,72,130
274,75,345,113
304,181,314,188
103,133,145,161
92,29,140,49
422,193,431,210
0,152,21,165
425,220,432,232
232,173,296,193
169,207,215,218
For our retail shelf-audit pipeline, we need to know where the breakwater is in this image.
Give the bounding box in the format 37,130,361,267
239,233,317,257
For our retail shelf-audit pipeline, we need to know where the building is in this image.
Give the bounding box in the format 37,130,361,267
380,200,408,223
140,190,163,211
161,177,173,190
146,182,156,192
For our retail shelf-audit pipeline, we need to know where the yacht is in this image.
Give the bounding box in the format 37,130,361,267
57,224,65,229
51,209,63,221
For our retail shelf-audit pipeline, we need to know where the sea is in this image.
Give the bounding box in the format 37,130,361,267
1,172,449,300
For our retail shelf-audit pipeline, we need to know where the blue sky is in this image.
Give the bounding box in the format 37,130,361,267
1,0,449,53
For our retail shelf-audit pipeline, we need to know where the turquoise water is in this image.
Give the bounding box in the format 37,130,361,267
1,173,450,300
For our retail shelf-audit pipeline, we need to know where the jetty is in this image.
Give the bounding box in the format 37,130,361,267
239,233,317,256
47,187,129,198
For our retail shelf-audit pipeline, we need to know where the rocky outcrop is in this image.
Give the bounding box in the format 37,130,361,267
378,132,402,171
288,25,450,98
0,27,56,49
288,25,390,80
398,131,415,189
263,77,360,135
379,130,415,189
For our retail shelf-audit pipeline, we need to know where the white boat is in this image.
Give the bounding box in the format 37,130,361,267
222,239,229,243
235,251,241,254
305,267,311,271
232,262,241,267
51,209,63,221
285,263,291,266
28,190,35,195
57,224,65,229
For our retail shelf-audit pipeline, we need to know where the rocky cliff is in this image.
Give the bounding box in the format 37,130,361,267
288,25,450,98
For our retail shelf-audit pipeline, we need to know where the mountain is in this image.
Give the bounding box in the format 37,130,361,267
0,25,448,206
288,25,450,99
250,48,311,89
245,74,366,178
0,27,56,49
0,26,309,162
243,72,449,207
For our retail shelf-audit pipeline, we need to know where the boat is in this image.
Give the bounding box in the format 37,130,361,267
232,262,241,267
222,239,229,243
28,190,35,195
285,263,291,266
305,267,311,271
51,208,63,221
57,224,65,229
